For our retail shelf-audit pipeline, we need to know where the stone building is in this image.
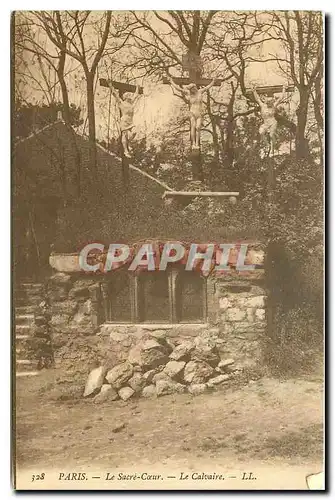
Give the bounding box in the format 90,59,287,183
13,119,268,380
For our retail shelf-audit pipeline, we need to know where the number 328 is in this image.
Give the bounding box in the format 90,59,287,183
32,473,45,482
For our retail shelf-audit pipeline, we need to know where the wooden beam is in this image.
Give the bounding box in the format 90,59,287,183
130,165,174,192
245,84,295,97
121,151,130,192
163,191,239,198
189,149,203,181
162,77,222,87
100,78,143,94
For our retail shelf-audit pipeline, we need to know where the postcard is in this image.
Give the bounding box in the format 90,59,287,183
12,10,324,490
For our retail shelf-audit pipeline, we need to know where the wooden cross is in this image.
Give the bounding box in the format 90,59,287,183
162,76,222,87
245,84,295,99
100,78,144,97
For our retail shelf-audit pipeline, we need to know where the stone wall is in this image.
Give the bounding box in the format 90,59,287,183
47,273,102,374
214,277,267,367
46,265,267,376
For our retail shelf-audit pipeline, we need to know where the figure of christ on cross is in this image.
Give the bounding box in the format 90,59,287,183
165,72,216,150
108,82,141,158
252,84,288,156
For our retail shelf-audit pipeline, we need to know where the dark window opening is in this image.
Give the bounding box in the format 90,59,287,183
138,272,170,323
176,271,205,323
102,268,206,324
105,272,132,323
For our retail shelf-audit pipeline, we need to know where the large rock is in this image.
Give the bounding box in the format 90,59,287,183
128,338,168,370
192,337,220,367
49,272,72,286
100,383,112,394
94,384,118,403
218,359,235,371
192,348,220,367
156,378,186,397
50,300,78,315
48,273,72,300
142,385,157,398
226,308,246,322
255,308,265,321
188,383,207,395
163,360,186,380
68,280,94,300
183,360,214,384
207,374,231,388
83,366,107,397
246,296,266,308
118,387,135,401
152,371,170,384
50,313,71,328
194,335,217,350
142,369,159,384
72,301,92,325
148,330,167,340
143,338,163,350
106,362,133,389
128,373,146,393
219,297,230,310
169,341,194,361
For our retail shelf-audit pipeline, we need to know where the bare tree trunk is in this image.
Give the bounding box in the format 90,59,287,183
86,72,97,172
206,94,220,166
313,71,323,132
211,120,220,163
224,84,236,169
295,89,310,159
225,119,234,168
312,70,324,158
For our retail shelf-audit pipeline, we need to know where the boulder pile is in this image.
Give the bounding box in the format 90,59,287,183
83,334,238,402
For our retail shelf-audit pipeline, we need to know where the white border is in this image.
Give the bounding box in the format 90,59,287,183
2,4,331,499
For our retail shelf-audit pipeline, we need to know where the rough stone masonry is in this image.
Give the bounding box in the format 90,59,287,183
41,243,267,394
83,333,238,402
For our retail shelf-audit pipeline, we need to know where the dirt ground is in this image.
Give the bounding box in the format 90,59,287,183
15,368,324,483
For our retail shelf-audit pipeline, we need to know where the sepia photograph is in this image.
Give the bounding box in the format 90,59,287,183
12,10,324,490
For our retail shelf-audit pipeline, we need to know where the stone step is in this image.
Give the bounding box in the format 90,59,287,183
15,324,32,334
15,291,44,300
15,286,44,294
16,371,39,377
17,359,37,365
16,359,39,371
16,334,30,340
15,305,38,315
15,296,43,306
18,283,44,290
14,314,35,326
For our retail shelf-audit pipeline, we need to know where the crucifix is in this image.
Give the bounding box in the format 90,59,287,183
246,83,295,155
246,82,295,203
162,52,223,181
100,78,144,190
